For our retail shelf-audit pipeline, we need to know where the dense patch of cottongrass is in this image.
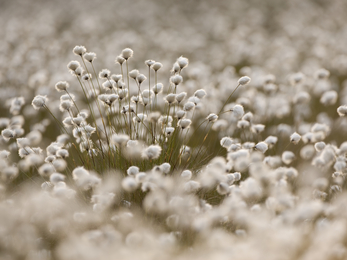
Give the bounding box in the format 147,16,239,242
1,43,347,260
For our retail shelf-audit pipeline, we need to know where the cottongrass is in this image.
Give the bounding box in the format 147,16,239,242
0,45,347,260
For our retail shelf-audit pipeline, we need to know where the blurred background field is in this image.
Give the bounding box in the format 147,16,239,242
1,1,347,259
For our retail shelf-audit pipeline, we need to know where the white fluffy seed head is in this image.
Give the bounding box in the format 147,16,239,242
233,172,241,181
178,119,192,130
152,83,163,94
220,137,233,148
320,91,338,106
115,55,125,65
165,127,175,136
237,120,250,129
176,110,186,120
99,69,111,79
315,68,330,79
67,60,80,71
282,151,295,165
129,69,139,79
74,66,84,76
121,48,134,60
165,94,176,104
232,105,244,119
290,132,301,145
73,45,86,56
176,92,187,103
300,144,315,160
16,138,30,148
2,129,15,141
254,142,268,153
177,56,189,69
50,173,66,185
102,80,115,90
159,162,171,174
137,74,147,84
206,113,218,122
170,75,183,86
151,62,163,71
38,163,55,177
122,177,138,192
56,149,69,159
181,170,192,180
242,112,253,122
142,145,162,160
127,166,140,176
145,60,155,67
194,89,206,99
337,106,347,116
83,52,96,62
55,81,69,92
111,134,130,146
217,182,230,195
32,95,47,110
238,76,251,85
251,124,265,134
183,101,195,112
264,136,278,146
59,100,73,112
314,142,326,152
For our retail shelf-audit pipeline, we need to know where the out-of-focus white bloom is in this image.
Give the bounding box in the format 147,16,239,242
315,68,330,79
177,56,189,70
83,52,96,62
290,132,301,145
255,142,268,153
282,151,295,165
115,55,125,65
127,166,139,176
176,92,187,103
142,145,162,160
217,182,230,195
232,104,244,119
55,81,69,92
111,134,130,146
220,137,233,149
314,142,326,152
73,45,86,56
206,113,218,122
264,136,278,146
32,95,47,110
145,60,155,67
178,119,192,130
121,48,134,60
67,60,80,71
122,177,138,192
251,124,265,134
152,83,163,94
320,90,337,106
2,129,15,141
337,105,347,116
183,101,195,111
238,76,251,85
99,69,111,79
137,74,147,84
170,75,183,86
50,173,66,185
181,170,192,180
151,62,162,71
194,89,206,99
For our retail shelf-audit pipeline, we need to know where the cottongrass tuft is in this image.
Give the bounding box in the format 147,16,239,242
238,76,251,85
142,145,162,160
31,95,48,110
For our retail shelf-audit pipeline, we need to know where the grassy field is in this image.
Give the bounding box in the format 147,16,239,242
0,0,347,259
